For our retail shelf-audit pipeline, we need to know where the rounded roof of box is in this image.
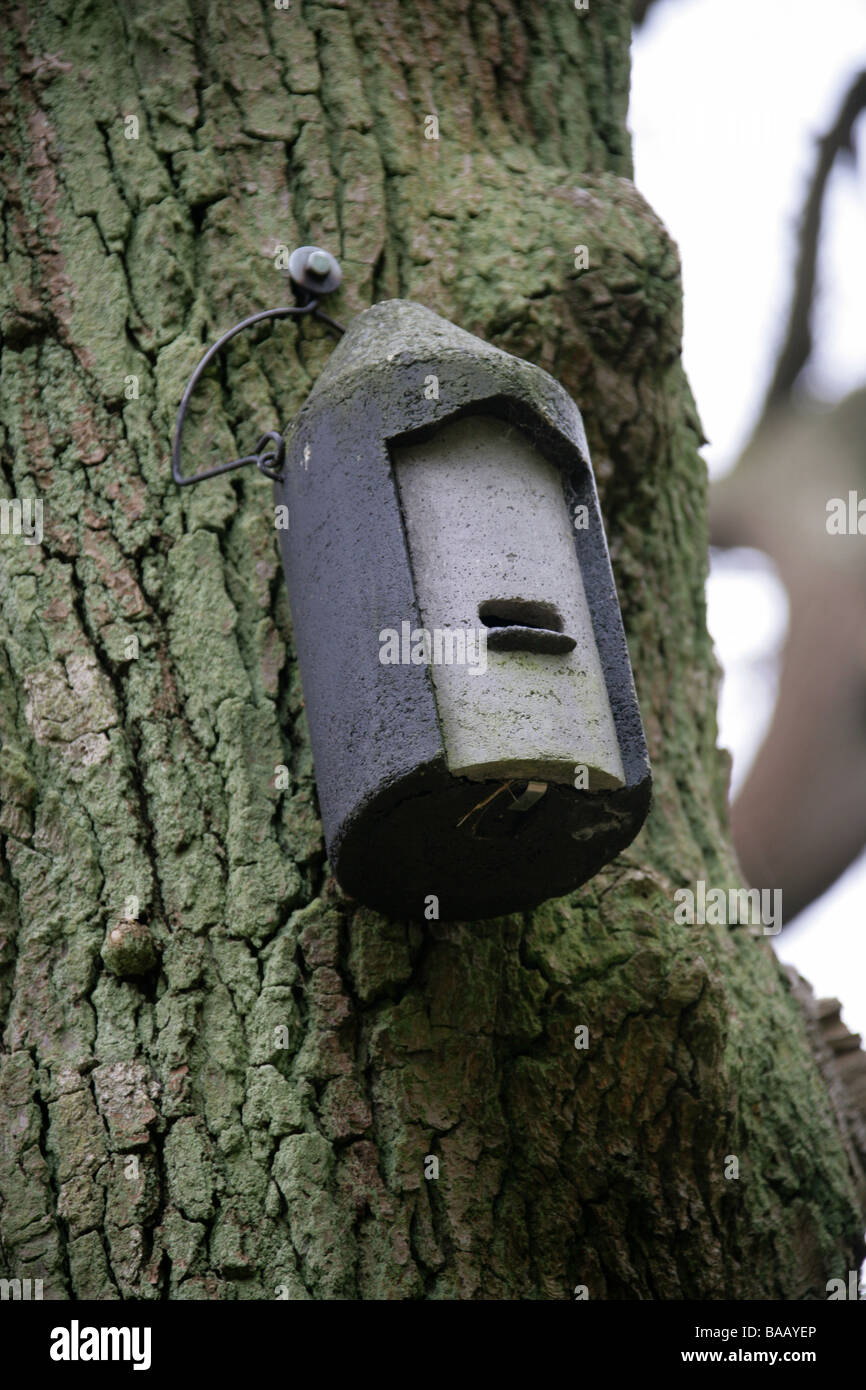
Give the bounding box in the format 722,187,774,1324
296,298,590,461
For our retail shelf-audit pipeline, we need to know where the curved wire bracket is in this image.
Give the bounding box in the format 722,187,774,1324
172,251,345,488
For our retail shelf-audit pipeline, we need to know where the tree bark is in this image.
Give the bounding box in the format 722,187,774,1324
0,0,863,1300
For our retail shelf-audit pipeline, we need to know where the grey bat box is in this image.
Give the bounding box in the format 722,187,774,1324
274,299,651,920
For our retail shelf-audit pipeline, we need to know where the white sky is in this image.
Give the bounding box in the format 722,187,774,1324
630,0,866,1037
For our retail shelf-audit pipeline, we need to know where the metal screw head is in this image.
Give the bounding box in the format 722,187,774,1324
308,249,331,277
288,245,342,296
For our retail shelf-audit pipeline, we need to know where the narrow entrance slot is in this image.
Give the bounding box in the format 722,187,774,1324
479,598,576,654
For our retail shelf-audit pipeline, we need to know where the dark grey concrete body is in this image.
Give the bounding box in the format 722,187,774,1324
274,300,651,920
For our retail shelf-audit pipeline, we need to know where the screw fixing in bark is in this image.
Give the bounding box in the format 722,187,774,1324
287,245,342,294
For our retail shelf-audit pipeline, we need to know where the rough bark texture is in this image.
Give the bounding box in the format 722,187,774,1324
0,0,863,1301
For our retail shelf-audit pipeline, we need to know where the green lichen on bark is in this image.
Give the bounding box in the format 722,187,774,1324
0,0,862,1302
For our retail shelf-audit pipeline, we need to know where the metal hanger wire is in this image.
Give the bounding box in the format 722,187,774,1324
172,248,346,488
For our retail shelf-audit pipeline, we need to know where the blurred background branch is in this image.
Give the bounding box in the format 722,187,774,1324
632,0,668,27
762,69,866,417
709,69,866,925
631,2,866,979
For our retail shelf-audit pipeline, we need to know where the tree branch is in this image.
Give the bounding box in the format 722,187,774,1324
762,69,866,416
632,0,667,25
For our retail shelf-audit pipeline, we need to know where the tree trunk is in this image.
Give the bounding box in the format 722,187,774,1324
0,0,863,1301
